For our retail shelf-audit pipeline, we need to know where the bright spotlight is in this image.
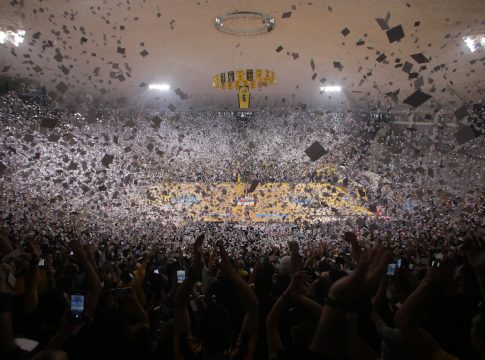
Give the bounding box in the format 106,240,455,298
465,36,477,52
320,85,342,93
0,29,25,47
148,83,170,91
464,35,485,52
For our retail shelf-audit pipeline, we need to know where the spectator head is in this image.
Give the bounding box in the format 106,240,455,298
254,262,274,297
276,256,291,276
198,302,231,356
311,278,331,304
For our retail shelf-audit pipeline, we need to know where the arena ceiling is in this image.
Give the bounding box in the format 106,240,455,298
0,0,484,112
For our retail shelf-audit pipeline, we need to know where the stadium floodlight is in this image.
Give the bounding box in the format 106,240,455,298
0,29,25,47
464,34,485,53
148,83,170,91
320,85,342,93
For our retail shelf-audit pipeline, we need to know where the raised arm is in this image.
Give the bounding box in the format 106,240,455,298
218,240,259,338
70,239,102,318
267,271,315,359
464,234,485,300
174,234,204,337
117,288,150,335
0,227,13,256
24,237,41,314
395,260,454,359
310,247,390,359
0,264,16,355
44,254,56,290
343,231,362,263
288,240,301,276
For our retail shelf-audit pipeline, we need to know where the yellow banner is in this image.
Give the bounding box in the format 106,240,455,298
227,71,234,90
256,69,263,88
238,86,250,109
263,70,271,87
236,70,244,82
220,72,226,90
213,69,274,90
269,71,275,85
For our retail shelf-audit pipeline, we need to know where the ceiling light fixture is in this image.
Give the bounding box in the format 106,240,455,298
0,29,25,47
148,83,170,91
320,85,342,93
214,11,275,36
463,34,485,52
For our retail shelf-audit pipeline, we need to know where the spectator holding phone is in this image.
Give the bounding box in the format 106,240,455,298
396,233,485,360
174,234,259,359
40,239,102,356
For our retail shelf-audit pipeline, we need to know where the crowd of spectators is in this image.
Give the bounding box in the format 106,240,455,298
0,92,484,359
1,92,483,238
1,218,485,359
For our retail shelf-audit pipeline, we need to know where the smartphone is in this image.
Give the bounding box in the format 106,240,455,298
38,258,45,267
110,287,132,297
177,270,186,284
70,293,85,322
396,258,402,268
387,263,396,276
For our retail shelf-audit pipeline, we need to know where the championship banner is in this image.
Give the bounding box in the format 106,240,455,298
220,72,226,90
236,70,244,82
213,69,274,90
269,71,275,86
246,69,255,89
227,71,234,90
238,86,250,109
255,69,263,88
263,70,270,86
234,70,243,89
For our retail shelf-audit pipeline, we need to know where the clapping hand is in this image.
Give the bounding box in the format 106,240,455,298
463,234,485,272
329,247,391,305
188,234,204,278
285,271,311,296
